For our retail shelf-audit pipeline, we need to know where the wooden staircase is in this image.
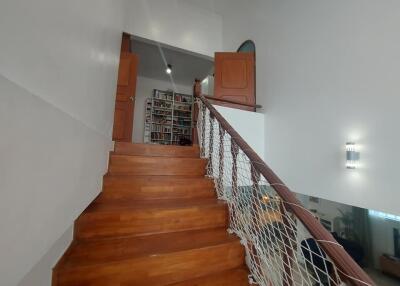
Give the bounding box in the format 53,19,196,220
53,142,250,286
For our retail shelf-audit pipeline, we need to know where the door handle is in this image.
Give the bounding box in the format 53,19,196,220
129,96,134,101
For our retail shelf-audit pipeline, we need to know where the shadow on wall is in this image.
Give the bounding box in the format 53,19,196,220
17,226,73,286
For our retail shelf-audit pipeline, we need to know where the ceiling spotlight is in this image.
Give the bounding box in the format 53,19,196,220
165,64,172,74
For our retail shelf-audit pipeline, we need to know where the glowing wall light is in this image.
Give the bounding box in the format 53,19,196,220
346,142,360,169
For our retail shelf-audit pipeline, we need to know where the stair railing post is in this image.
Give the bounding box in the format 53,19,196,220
231,138,239,198
218,124,225,195
200,103,206,157
208,114,215,177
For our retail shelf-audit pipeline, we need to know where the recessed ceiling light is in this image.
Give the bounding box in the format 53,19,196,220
166,64,172,74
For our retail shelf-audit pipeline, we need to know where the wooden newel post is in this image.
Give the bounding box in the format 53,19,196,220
192,79,201,145
193,79,201,97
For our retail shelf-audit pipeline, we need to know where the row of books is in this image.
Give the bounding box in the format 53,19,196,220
174,104,191,112
173,118,191,127
152,124,171,133
174,94,192,103
172,134,190,142
154,91,173,101
174,110,191,118
152,117,172,125
153,110,172,116
173,127,190,135
153,100,172,109
151,133,171,141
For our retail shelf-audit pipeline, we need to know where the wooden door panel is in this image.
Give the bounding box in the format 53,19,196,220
117,57,131,86
221,59,248,88
112,53,138,142
214,52,255,111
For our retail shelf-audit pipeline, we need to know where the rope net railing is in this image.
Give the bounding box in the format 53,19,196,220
196,97,374,286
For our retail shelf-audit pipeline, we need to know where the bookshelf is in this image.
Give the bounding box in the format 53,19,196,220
144,89,193,145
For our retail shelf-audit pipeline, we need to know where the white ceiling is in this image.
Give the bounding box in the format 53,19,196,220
132,37,214,87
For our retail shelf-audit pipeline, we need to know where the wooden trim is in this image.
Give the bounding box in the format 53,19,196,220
203,95,262,109
193,80,261,110
121,32,131,53
195,93,375,286
52,239,78,286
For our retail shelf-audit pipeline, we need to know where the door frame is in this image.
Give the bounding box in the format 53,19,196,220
112,32,137,142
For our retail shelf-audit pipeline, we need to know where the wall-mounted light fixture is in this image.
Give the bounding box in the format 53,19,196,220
346,142,360,169
165,64,172,74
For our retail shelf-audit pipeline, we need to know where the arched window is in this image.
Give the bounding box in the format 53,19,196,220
237,40,256,53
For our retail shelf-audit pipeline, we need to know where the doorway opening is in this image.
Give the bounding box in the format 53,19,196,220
112,33,214,145
131,36,214,145
111,33,257,146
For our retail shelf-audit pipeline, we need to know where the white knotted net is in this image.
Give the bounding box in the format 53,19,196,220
196,100,373,286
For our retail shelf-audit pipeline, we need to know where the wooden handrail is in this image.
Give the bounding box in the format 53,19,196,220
195,92,375,286
203,95,262,109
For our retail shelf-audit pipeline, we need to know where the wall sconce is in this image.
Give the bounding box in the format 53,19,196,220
346,142,360,169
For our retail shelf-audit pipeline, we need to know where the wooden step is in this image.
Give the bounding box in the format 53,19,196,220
99,175,215,201
55,228,246,286
108,154,207,176
75,199,228,240
169,268,250,286
114,142,200,158
53,141,249,285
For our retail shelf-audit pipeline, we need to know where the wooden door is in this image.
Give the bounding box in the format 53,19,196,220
112,52,138,142
214,52,255,111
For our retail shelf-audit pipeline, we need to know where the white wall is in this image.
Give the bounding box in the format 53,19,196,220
133,76,192,143
215,0,400,216
17,227,73,286
0,0,125,285
215,106,265,160
201,75,214,96
124,0,222,57
0,1,224,285
200,105,265,189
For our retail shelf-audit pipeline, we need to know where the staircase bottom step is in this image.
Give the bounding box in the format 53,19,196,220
168,267,250,286
55,268,250,286
56,243,244,286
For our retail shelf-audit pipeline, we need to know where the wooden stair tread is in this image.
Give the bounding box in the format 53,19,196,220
103,174,214,180
108,155,207,176
75,199,228,239
114,142,200,157
168,267,250,286
100,175,215,201
86,198,225,212
102,175,215,186
56,242,245,286
59,228,238,268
